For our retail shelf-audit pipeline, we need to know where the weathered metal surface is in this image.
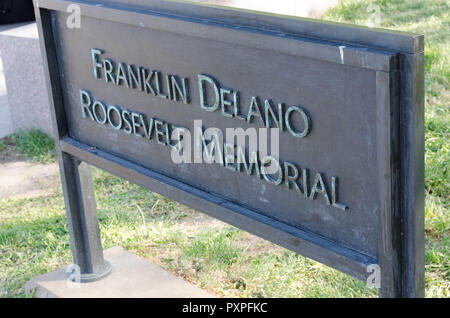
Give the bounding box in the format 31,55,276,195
33,0,424,297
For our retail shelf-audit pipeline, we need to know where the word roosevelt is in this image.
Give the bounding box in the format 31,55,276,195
79,88,348,211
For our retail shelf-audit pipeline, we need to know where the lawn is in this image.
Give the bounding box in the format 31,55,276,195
0,0,448,297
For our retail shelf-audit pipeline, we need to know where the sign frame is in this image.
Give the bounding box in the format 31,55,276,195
33,0,424,297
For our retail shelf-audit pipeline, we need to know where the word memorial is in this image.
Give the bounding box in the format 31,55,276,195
35,0,425,298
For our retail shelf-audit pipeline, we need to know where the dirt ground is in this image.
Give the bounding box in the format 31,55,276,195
0,142,59,199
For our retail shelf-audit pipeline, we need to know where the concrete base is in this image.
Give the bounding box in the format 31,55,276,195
0,22,53,137
0,49,14,139
25,246,214,298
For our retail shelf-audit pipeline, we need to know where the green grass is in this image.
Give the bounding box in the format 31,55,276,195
1,0,449,298
324,0,449,101
0,168,378,298
9,129,56,163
